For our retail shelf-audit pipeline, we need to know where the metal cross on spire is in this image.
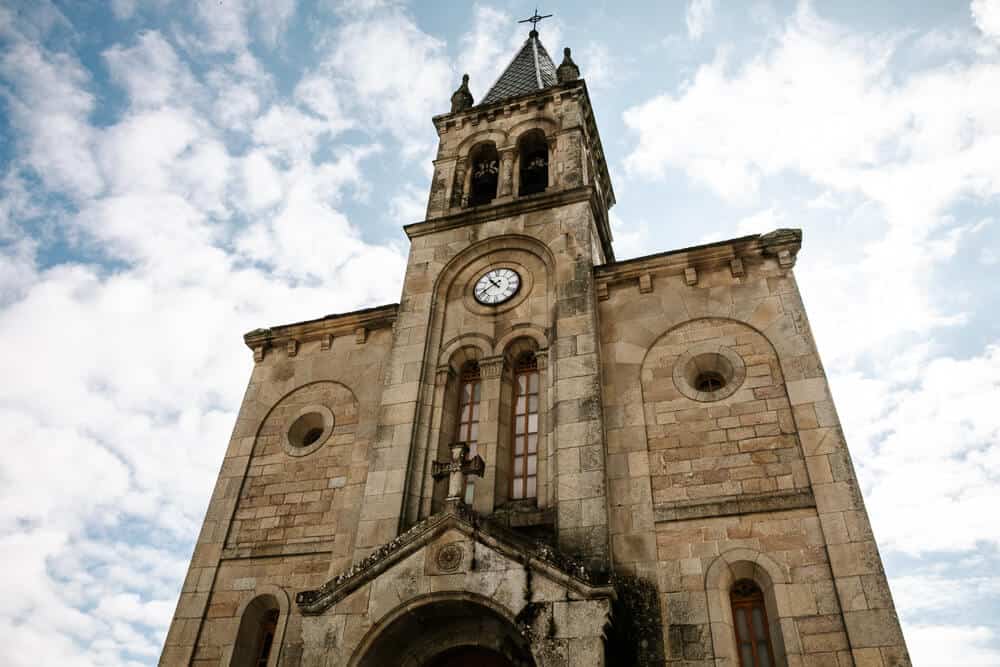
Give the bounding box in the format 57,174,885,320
518,8,552,33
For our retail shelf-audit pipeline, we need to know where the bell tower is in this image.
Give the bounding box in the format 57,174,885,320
356,25,617,568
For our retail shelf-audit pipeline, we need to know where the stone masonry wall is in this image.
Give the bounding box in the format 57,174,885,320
596,238,909,666
161,322,393,666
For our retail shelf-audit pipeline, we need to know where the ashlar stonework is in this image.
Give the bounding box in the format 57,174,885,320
162,28,909,667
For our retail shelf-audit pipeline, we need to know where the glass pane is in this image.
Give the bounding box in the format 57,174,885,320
527,434,538,453
473,383,481,400
735,608,749,642
471,403,479,421
468,442,477,457
514,455,523,474
527,455,537,475
469,422,478,443
752,607,766,641
461,383,472,403
527,413,538,434
526,476,536,498
740,644,753,667
512,482,523,500
758,643,772,667
528,395,538,412
518,375,527,392
515,419,525,435
528,372,539,393
516,396,526,414
464,481,475,505
515,436,525,455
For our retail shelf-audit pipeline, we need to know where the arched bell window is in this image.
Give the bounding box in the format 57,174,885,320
518,130,549,196
456,361,482,504
510,352,539,500
730,579,776,667
469,142,499,206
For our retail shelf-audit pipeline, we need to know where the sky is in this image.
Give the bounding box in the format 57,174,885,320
0,0,998,665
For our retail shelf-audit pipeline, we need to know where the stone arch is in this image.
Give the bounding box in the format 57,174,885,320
493,326,548,357
224,585,290,667
456,129,510,157
431,234,556,309
439,333,494,370
253,380,360,442
704,548,792,667
638,317,808,507
348,592,536,667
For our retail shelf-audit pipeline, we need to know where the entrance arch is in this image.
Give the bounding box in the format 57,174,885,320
350,593,535,667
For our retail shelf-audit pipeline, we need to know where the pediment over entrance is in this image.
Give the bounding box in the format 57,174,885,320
295,503,615,667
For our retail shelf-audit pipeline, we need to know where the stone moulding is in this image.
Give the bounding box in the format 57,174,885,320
653,488,816,523
295,503,614,615
593,228,803,292
243,303,398,361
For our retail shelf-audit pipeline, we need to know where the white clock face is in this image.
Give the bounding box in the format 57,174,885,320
474,268,521,305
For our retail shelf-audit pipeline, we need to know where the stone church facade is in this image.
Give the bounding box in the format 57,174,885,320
161,29,910,667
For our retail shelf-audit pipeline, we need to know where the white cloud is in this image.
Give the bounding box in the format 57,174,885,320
905,624,1000,666
0,10,406,664
972,0,1000,42
686,0,715,40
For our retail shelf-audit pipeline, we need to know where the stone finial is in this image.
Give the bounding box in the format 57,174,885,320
557,47,580,82
450,73,474,113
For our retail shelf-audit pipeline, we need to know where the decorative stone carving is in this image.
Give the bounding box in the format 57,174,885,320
556,47,580,83
478,355,505,379
450,74,474,113
432,442,486,500
320,334,333,351
435,543,464,572
684,266,698,286
286,339,298,357
638,273,653,294
730,257,745,277
355,326,367,344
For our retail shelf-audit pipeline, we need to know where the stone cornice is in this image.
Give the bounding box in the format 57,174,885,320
403,185,614,261
594,228,802,287
654,488,815,523
295,503,614,616
243,303,398,356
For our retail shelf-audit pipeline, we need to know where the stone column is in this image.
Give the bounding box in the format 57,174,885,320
498,148,515,198
475,354,505,513
450,157,468,209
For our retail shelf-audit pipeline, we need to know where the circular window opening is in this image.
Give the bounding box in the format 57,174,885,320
287,412,328,449
301,427,324,447
695,371,726,393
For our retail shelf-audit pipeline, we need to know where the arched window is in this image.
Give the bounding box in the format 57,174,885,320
511,352,539,500
518,130,548,196
469,143,499,206
730,580,775,667
457,361,481,504
231,595,281,667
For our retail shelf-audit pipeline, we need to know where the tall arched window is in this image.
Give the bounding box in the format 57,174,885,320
231,595,281,667
469,143,499,206
456,361,481,504
731,580,775,667
511,352,539,500
518,130,549,196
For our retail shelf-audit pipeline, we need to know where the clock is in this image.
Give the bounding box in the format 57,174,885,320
474,268,521,305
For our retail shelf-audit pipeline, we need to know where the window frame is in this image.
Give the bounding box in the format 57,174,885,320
510,354,539,501
730,579,776,667
456,362,482,504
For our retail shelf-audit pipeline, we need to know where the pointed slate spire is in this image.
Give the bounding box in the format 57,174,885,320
480,30,559,105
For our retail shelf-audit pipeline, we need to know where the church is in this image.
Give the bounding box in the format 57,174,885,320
161,22,910,667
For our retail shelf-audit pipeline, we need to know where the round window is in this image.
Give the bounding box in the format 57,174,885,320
283,405,334,456
672,345,746,402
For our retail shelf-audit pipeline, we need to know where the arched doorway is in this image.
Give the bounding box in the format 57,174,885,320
351,594,535,667
427,646,513,667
